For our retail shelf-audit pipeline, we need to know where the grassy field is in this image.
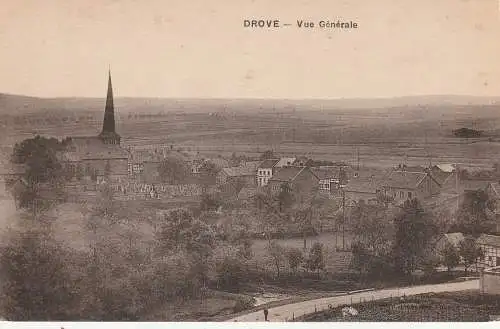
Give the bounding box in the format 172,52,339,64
2,103,500,170
302,290,500,322
251,232,354,274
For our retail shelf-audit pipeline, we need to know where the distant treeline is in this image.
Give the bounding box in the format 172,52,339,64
452,127,483,138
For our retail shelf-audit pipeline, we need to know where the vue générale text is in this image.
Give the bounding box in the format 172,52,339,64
243,19,359,29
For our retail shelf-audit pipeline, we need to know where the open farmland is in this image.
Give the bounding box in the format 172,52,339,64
2,97,500,170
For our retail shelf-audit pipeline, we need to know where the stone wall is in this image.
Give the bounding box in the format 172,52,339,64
112,182,202,201
480,266,500,295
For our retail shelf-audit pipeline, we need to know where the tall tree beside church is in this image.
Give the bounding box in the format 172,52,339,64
7,135,65,211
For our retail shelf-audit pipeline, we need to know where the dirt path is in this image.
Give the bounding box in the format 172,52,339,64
227,279,479,322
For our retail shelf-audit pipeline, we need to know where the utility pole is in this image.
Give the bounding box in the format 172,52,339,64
340,166,346,250
456,163,460,213
356,147,360,172
342,187,346,250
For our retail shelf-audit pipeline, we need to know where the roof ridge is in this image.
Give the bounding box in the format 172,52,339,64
291,166,306,181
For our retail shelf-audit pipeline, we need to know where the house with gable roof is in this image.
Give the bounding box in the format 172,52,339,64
382,168,441,203
267,166,319,196
256,159,280,187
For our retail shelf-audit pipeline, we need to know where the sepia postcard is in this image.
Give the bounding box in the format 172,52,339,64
1,0,500,327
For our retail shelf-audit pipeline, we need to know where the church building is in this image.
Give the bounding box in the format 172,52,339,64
62,71,129,182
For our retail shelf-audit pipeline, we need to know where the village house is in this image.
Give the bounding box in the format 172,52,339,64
477,234,500,267
342,167,388,203
267,166,319,196
382,169,441,203
217,161,260,189
257,159,279,187
311,167,344,191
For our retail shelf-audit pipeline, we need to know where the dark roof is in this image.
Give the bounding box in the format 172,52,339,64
462,180,489,192
489,182,500,198
311,167,340,180
477,234,500,248
430,167,454,185
237,187,258,200
270,166,308,182
258,159,280,169
344,179,379,193
221,161,260,177
383,171,428,189
64,136,129,160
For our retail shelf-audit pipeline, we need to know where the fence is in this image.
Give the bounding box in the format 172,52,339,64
288,292,490,322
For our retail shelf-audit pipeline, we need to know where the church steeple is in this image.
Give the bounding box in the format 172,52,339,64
99,69,120,144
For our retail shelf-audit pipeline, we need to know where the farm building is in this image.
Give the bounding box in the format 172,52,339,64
382,169,441,203
267,166,319,196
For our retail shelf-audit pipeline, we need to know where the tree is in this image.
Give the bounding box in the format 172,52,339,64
0,216,78,320
157,156,189,184
442,242,460,272
286,248,304,274
216,256,246,291
155,208,216,286
199,191,222,212
458,238,484,276
351,201,393,254
393,199,438,276
267,241,285,278
350,241,370,276
306,242,325,276
255,190,287,243
456,190,496,236
7,136,65,211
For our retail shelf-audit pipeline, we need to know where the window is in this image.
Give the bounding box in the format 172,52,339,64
408,192,412,198
400,191,404,198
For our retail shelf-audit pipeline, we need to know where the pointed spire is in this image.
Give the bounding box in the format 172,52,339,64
102,69,115,133
99,69,120,144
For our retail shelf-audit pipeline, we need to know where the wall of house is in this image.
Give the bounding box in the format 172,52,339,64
216,171,228,185
257,168,274,186
419,175,441,198
345,190,376,203
384,187,416,202
481,267,500,295
480,244,500,267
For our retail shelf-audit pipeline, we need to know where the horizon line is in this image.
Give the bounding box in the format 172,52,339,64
2,92,500,102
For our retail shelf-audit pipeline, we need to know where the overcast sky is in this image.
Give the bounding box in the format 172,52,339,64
0,0,499,99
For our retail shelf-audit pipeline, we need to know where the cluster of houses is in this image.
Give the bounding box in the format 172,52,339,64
213,155,463,207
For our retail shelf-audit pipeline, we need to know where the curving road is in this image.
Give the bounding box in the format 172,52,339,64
227,279,479,322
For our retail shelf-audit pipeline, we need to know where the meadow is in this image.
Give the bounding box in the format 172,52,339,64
2,99,500,171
